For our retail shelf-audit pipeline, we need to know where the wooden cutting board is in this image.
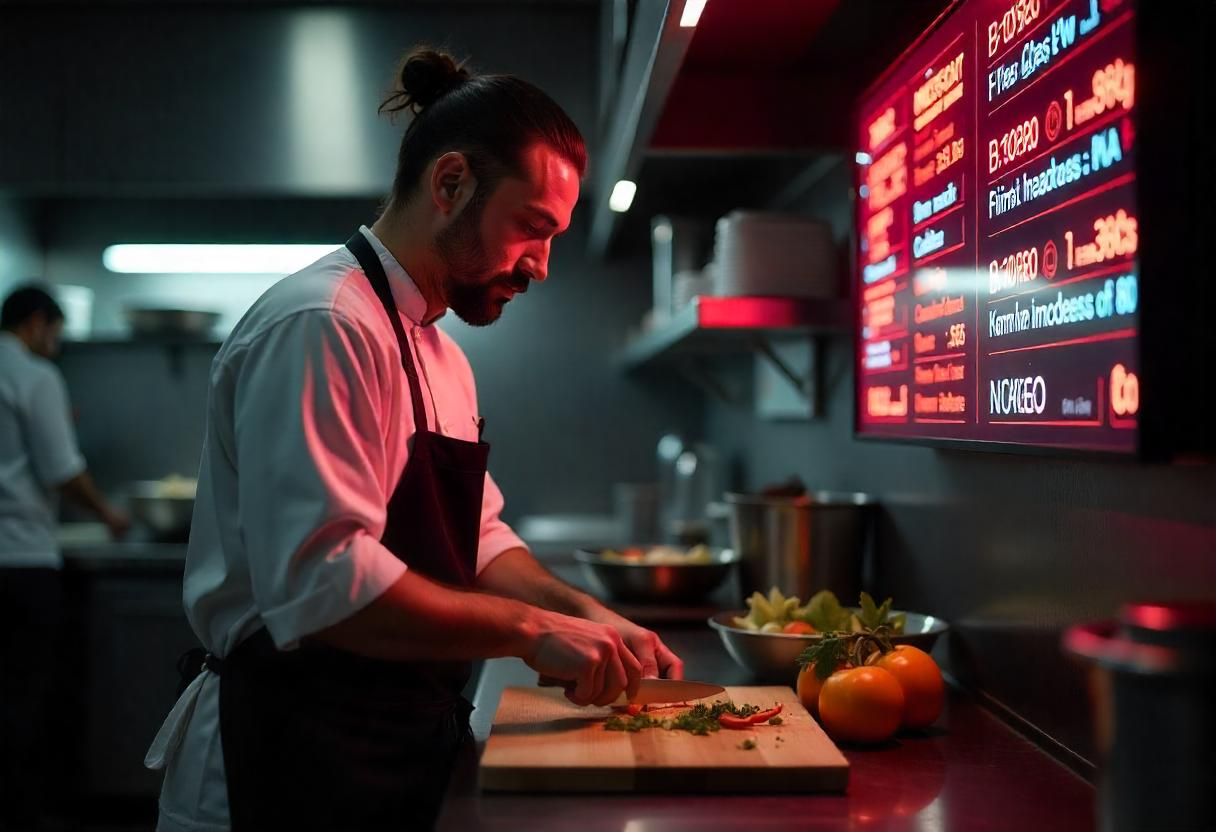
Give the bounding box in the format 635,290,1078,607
478,685,848,793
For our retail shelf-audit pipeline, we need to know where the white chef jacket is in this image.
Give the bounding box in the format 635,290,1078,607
149,226,526,832
0,331,86,568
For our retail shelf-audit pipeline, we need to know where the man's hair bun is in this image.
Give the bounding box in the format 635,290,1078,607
380,48,471,116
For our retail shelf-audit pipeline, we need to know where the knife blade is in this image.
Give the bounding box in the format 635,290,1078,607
536,675,726,706
615,677,726,706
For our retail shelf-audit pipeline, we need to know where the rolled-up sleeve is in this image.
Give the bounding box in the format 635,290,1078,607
476,471,527,574
25,368,86,489
231,310,407,649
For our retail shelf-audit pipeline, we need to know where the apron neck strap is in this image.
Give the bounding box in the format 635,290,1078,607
345,231,430,433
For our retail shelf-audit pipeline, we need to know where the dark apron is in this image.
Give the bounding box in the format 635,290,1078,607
190,230,489,831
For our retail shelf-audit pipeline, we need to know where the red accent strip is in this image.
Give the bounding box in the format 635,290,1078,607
986,327,1136,356
987,172,1136,238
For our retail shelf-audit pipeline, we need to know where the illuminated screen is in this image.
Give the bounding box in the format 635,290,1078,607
855,0,1139,453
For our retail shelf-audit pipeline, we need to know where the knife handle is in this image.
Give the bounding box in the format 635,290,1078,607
539,675,632,707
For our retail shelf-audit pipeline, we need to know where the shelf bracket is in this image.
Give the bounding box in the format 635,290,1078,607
674,357,742,404
751,335,820,419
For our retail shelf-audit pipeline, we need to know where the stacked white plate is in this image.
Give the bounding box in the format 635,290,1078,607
711,211,837,298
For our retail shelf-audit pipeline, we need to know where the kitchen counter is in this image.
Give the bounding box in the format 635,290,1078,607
62,541,187,572
436,625,1095,831
57,523,187,571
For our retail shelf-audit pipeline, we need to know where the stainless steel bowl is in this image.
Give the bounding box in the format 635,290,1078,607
125,307,221,339
575,547,739,604
127,480,196,541
708,609,950,682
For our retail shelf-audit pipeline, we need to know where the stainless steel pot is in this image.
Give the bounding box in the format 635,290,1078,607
724,491,874,601
1064,602,1216,832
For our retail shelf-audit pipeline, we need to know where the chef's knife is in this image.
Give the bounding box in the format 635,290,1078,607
620,677,726,706
538,675,725,706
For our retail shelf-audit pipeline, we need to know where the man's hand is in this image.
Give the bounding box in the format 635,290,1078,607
102,507,131,540
473,548,685,681
583,606,684,680
523,610,643,706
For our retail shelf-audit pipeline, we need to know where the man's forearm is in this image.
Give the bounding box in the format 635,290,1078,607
309,567,545,662
474,547,602,619
58,470,111,518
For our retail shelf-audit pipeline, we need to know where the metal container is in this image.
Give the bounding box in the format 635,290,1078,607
1064,601,1216,832
724,491,874,601
127,479,197,541
708,610,948,682
574,547,738,605
125,307,220,339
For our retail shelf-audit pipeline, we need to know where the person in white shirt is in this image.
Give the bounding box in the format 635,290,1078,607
148,48,683,831
0,284,129,829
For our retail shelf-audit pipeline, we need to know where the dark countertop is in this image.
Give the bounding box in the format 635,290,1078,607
61,542,187,572
56,523,187,572
436,625,1095,832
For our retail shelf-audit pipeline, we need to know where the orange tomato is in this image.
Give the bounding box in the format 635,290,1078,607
873,645,944,729
782,621,816,635
795,660,843,717
818,666,905,744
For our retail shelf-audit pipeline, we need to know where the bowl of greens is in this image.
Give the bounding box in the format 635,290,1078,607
708,588,949,681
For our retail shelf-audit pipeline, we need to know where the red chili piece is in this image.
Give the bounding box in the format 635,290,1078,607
748,704,783,724
717,714,754,730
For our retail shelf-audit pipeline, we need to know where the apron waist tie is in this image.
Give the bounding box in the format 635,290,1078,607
145,647,222,772
175,647,226,694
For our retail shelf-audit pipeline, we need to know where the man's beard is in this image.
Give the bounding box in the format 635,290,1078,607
436,198,529,327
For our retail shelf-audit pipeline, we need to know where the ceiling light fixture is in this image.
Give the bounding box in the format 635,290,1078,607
102,243,342,274
680,0,708,28
609,180,637,213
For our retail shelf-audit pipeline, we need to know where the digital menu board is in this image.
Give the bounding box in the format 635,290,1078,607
855,0,1140,453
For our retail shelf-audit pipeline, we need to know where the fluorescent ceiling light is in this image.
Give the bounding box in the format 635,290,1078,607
609,180,637,213
680,0,708,27
103,243,342,274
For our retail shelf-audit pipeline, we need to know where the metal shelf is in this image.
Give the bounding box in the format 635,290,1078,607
60,336,223,348
619,296,852,414
620,295,851,368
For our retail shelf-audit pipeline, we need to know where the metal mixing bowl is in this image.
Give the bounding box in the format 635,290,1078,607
708,609,950,682
575,547,739,604
127,479,197,541
125,307,221,339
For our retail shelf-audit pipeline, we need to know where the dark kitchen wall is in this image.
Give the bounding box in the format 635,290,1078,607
705,161,1216,768
0,0,699,519
46,196,698,520
0,2,599,196
0,197,39,293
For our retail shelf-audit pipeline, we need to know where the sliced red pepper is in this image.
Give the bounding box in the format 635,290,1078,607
747,704,783,724
625,703,644,716
718,714,754,730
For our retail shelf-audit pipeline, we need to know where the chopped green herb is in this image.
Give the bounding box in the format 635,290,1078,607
739,739,757,750
603,701,763,736
767,716,783,725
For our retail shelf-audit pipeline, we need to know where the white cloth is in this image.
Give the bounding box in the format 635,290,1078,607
0,331,86,568
150,226,526,832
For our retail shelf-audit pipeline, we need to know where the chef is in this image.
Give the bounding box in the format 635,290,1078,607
146,48,683,831
1,285,130,829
